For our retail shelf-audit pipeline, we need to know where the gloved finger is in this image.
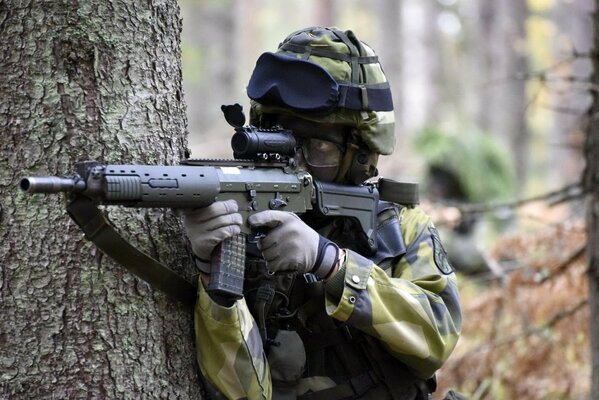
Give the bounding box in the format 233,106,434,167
183,211,242,239
200,212,243,232
253,212,305,254
258,235,280,259
182,200,243,260
185,212,242,242
264,254,299,273
183,199,239,224
188,223,242,260
257,226,297,272
248,210,296,229
261,248,283,271
263,252,299,273
255,222,278,250
203,223,242,246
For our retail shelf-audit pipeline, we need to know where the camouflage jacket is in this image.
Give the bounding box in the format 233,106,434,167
194,204,462,400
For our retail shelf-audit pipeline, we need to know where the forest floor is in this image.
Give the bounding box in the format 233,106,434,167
435,202,589,400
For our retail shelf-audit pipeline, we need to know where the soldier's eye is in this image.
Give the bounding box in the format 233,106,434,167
303,139,342,167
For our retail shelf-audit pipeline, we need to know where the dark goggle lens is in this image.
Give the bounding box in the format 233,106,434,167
301,138,343,168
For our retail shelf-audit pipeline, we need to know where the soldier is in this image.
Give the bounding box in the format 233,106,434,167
183,27,462,400
415,127,516,276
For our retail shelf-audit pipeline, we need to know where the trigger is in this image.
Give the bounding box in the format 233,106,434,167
269,198,287,209
249,231,267,244
269,192,287,209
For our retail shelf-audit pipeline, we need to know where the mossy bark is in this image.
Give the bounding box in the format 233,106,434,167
0,1,203,398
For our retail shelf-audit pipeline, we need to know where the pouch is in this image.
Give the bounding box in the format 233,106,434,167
268,330,306,399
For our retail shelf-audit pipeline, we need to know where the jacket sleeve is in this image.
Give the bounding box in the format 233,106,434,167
324,206,462,379
194,282,272,400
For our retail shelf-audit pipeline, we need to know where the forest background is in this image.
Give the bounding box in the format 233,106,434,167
0,0,595,399
180,0,593,398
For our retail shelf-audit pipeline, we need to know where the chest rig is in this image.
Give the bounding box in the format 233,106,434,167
243,202,434,400
243,201,404,344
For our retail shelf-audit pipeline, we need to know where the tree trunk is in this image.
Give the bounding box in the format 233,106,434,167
587,3,599,397
376,0,402,126
400,0,441,130
500,0,529,195
314,0,335,26
550,0,594,189
476,0,529,194
0,1,203,398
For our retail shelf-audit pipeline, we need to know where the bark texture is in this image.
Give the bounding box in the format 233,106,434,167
0,1,203,398
475,0,529,194
587,4,599,397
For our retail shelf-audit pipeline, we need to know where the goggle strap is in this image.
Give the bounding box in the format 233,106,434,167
334,143,357,183
337,83,393,112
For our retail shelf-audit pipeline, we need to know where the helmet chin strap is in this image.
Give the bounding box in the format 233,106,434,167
347,150,379,185
334,143,358,184
334,131,379,185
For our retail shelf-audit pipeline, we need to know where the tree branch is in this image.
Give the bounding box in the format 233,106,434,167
445,182,587,216
451,299,588,364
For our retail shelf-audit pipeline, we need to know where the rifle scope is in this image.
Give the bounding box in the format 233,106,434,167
231,127,297,159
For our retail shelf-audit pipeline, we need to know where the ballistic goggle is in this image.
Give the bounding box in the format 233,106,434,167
247,52,394,115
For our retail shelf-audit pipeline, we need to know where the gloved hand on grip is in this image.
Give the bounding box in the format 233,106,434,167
182,199,243,264
248,210,340,278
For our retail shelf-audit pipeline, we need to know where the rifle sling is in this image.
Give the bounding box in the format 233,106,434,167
66,195,197,308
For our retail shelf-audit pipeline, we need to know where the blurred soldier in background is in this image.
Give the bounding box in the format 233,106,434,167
184,27,463,400
415,127,516,276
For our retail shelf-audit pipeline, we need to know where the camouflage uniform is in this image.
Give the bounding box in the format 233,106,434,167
192,27,462,400
194,205,461,399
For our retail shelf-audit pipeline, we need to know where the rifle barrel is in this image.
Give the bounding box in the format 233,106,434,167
20,176,83,194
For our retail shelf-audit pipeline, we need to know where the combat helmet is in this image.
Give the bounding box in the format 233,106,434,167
247,27,396,184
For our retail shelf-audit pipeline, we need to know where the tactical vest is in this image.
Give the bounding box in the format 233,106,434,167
243,202,435,400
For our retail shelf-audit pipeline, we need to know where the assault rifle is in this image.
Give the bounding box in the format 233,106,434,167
20,105,418,306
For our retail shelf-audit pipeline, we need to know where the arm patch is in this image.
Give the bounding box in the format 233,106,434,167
428,226,454,275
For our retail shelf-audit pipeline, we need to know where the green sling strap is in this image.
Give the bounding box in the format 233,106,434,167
66,194,197,308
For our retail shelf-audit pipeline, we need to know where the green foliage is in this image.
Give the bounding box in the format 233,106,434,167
413,126,516,202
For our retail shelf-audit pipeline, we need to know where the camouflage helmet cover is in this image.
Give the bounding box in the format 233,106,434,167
248,27,396,156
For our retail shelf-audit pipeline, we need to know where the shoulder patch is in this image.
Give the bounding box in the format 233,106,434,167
428,226,454,275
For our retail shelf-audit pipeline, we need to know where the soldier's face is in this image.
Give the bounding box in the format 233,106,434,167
277,115,346,182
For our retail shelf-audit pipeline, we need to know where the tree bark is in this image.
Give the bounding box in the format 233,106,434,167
587,3,599,398
475,0,529,194
0,1,203,398
551,0,594,188
376,0,403,127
